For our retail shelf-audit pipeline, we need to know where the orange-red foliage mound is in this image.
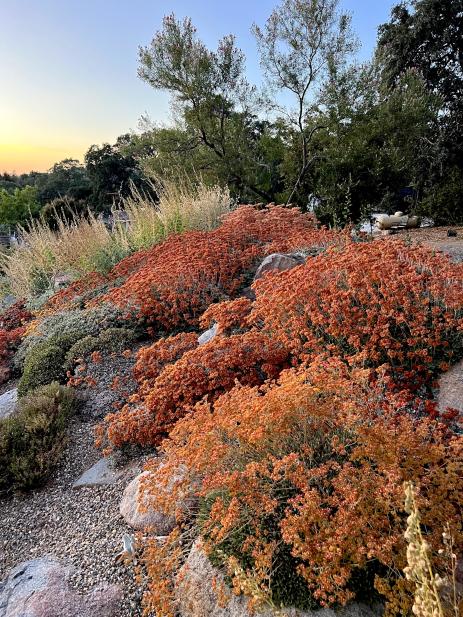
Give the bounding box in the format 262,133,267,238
99,205,337,331
140,360,463,616
102,238,463,451
0,300,34,384
101,331,289,448
249,239,463,383
43,206,335,324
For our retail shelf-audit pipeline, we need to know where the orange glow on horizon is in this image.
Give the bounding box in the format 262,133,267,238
0,143,85,175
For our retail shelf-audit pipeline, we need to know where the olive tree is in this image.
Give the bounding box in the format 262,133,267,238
138,15,277,202
253,0,357,205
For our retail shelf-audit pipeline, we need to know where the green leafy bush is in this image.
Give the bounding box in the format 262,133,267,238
417,166,463,225
18,331,82,396
65,327,137,369
0,383,79,492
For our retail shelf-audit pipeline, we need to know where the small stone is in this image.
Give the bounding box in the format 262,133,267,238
198,323,219,346
0,388,18,421
72,457,123,489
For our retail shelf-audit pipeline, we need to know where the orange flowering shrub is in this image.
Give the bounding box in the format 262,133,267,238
100,331,289,448
101,238,463,451
97,206,337,331
248,239,463,385
200,297,253,335
132,332,199,387
0,300,34,384
140,360,463,616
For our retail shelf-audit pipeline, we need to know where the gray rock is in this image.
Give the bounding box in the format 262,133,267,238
254,253,301,281
0,556,122,617
0,295,17,311
72,457,123,489
198,323,219,346
437,359,463,418
119,471,176,533
0,388,18,421
176,540,382,617
52,272,74,290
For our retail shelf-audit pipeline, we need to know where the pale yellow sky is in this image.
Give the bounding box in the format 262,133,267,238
0,143,87,175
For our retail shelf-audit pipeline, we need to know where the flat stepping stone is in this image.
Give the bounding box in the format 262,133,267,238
73,457,123,489
0,388,18,421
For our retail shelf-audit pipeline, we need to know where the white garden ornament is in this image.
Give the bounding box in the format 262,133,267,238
375,211,421,230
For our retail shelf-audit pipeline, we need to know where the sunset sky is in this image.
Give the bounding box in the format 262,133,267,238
0,0,394,174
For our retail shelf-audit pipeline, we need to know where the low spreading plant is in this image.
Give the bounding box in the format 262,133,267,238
101,238,463,451
0,300,34,384
18,331,83,396
14,304,128,371
99,331,289,449
65,327,138,370
248,239,463,386
0,382,79,492
139,361,463,617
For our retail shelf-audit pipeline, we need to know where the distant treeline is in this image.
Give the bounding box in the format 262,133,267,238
1,0,462,228
0,136,154,228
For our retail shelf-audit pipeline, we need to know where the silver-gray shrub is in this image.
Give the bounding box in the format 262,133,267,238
14,303,128,371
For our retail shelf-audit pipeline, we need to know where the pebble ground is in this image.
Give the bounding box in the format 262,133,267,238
0,416,147,617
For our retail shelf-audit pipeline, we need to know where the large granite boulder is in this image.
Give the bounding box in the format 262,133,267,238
254,253,303,281
0,557,121,617
120,470,176,533
176,541,381,617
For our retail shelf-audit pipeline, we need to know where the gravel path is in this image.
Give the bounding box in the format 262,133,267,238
392,225,463,262
0,415,148,616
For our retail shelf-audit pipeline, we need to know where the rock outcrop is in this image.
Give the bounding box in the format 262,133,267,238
176,541,382,617
0,557,121,617
254,253,303,281
119,470,176,533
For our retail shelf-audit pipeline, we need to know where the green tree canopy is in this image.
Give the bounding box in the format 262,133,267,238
138,14,283,202
0,186,41,227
